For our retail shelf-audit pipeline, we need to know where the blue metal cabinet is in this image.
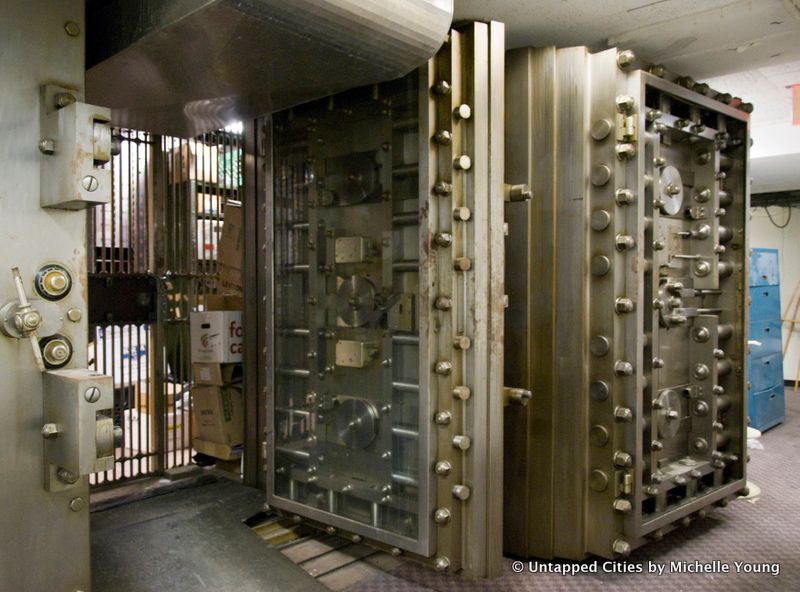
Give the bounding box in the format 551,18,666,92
748,248,785,431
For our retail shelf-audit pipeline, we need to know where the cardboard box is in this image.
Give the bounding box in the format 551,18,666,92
171,142,218,184
123,408,191,456
218,201,242,271
193,362,242,386
217,262,243,295
193,438,243,462
190,309,243,363
191,385,244,446
196,217,222,261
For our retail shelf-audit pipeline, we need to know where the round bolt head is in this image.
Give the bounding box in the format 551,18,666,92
692,437,709,452
434,130,452,145
453,155,472,170
452,484,471,500
64,21,81,37
589,424,609,447
589,469,609,492
433,80,451,95
612,539,632,556
591,119,613,141
454,104,471,119
433,180,452,195
434,460,452,476
453,335,471,350
590,209,612,231
351,535,363,543
613,451,633,468
84,386,102,403
81,175,99,192
434,232,453,248
390,547,403,557
692,326,711,343
615,95,635,113
434,360,453,375
590,164,612,186
434,557,450,572
434,507,451,523
615,188,635,205
39,139,55,155
591,255,611,277
325,526,337,534
41,423,59,439
453,206,471,221
434,411,452,425
589,335,610,357
589,380,609,402
614,406,634,422
452,386,471,400
69,497,86,512
650,64,666,77
614,360,634,376
453,257,472,271
693,363,710,380
613,499,633,513
434,296,452,310
452,435,471,450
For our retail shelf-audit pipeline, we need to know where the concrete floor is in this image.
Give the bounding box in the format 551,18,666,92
91,389,800,591
91,477,324,592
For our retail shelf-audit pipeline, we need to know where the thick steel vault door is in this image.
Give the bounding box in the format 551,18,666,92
504,47,749,560
264,23,506,577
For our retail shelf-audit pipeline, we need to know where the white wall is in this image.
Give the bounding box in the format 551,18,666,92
749,206,800,382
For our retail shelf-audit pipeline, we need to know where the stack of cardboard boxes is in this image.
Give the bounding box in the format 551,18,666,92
189,198,245,469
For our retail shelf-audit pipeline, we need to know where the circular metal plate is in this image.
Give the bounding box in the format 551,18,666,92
659,165,684,216
336,276,376,327
656,389,682,439
335,397,379,449
330,153,380,206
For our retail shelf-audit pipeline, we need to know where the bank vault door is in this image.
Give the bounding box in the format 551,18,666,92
264,23,506,577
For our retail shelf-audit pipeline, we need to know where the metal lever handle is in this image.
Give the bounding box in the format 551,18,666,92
10,267,46,372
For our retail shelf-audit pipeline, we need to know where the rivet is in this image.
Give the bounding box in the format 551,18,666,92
453,207,471,221
613,451,633,468
433,80,451,95
434,557,450,572
453,335,471,350
590,425,609,447
589,470,609,492
452,435,471,450
434,508,451,523
434,130,452,145
64,21,81,37
434,361,452,375
69,497,85,512
453,257,472,271
454,104,472,120
615,188,635,205
452,386,471,400
434,296,452,310
434,460,452,476
589,335,610,357
616,50,636,69
452,484,471,500
434,180,452,195
453,155,471,170
590,164,612,186
434,232,453,247
591,119,613,141
590,209,612,231
612,539,632,556
434,411,452,425
591,255,611,276
589,380,609,402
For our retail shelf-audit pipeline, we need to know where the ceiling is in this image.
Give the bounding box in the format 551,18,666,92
454,0,800,193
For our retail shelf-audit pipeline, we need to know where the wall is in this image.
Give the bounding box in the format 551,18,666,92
749,206,800,382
